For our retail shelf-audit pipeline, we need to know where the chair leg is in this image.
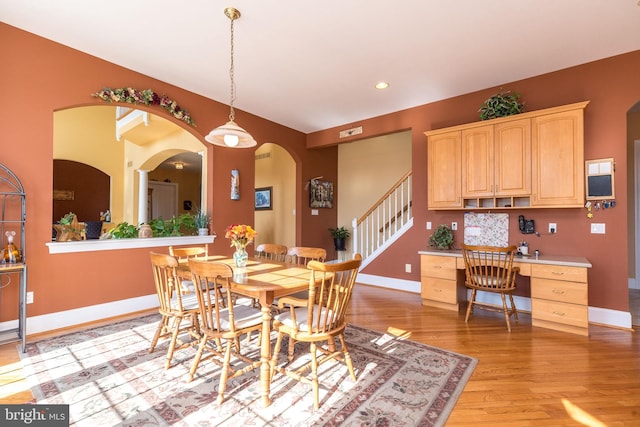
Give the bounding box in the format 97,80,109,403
509,293,518,322
188,336,208,382
309,342,319,410
149,315,169,353
465,289,476,323
270,333,284,380
216,340,234,405
338,334,356,381
287,337,297,362
501,293,512,332
165,317,182,369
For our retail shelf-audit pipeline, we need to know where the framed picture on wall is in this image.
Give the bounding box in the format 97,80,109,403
309,179,333,208
255,187,272,210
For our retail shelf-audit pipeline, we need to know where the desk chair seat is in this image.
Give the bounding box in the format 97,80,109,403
462,244,520,332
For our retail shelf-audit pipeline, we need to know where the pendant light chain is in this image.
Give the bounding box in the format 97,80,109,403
228,14,236,122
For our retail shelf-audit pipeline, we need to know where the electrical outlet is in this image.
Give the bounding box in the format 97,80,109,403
426,221,432,230
26,291,34,304
451,222,458,231
591,223,606,234
405,263,412,273
549,223,557,234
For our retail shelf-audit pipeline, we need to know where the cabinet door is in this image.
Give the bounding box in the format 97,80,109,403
494,118,531,196
428,131,462,209
531,109,585,207
461,125,494,197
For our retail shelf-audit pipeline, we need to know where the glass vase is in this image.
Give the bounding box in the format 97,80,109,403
233,247,248,268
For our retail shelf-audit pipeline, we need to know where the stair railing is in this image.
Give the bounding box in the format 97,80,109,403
352,171,412,259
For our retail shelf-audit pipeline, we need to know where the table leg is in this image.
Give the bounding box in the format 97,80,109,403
259,299,273,407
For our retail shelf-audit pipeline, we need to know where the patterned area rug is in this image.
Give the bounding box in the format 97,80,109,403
20,315,477,426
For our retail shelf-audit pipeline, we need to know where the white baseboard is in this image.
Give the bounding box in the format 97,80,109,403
357,274,633,330
0,294,158,337
0,278,633,337
356,273,420,293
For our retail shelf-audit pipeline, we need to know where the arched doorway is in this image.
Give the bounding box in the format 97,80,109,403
254,143,295,248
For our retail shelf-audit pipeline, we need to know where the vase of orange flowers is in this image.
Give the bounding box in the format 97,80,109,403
225,224,257,268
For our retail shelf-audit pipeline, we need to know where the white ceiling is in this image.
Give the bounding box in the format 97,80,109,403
3,1,640,134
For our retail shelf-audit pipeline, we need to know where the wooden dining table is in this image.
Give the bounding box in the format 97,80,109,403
176,255,314,407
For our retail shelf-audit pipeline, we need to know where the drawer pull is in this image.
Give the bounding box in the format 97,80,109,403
551,271,565,276
552,311,566,317
552,289,566,295
434,289,442,292
434,265,442,269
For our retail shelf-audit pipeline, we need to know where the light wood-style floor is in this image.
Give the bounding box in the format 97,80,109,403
1,285,639,426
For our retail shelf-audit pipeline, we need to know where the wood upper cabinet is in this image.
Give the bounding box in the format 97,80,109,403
426,101,588,210
494,118,531,196
427,130,462,209
461,118,531,198
531,107,585,207
462,125,494,197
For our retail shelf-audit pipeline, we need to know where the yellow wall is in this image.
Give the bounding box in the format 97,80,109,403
337,131,412,251
255,143,296,248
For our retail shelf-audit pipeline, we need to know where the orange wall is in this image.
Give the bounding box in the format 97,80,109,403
0,23,337,321
2,21,638,322
309,50,640,313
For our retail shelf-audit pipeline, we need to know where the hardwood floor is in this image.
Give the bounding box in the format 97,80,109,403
1,285,639,426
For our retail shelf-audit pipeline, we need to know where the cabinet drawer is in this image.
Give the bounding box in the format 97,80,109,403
532,299,588,328
421,278,457,304
531,278,588,305
421,255,457,279
531,264,587,283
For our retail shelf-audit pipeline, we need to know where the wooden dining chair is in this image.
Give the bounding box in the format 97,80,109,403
187,259,263,404
461,244,520,331
169,244,209,293
255,243,288,262
270,253,362,409
148,252,201,369
286,246,326,265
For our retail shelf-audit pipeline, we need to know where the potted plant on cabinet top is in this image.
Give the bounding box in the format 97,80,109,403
478,89,525,121
194,209,211,236
429,224,454,250
329,226,350,251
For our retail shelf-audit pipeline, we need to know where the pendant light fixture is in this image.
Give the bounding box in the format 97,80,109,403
205,7,257,148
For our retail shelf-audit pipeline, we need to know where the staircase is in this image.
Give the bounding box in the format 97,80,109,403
352,171,413,268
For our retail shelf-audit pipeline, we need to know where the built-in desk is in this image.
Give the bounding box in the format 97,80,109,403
418,250,592,336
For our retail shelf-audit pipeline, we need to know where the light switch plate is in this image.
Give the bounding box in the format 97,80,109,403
591,223,606,234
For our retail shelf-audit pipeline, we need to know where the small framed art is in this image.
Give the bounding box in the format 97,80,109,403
255,187,272,210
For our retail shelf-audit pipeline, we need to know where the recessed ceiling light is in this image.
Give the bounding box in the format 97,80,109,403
375,81,389,90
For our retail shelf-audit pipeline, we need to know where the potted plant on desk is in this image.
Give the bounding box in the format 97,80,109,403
429,224,454,250
329,226,350,251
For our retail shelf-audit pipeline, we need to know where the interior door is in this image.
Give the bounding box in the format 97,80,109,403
149,181,178,219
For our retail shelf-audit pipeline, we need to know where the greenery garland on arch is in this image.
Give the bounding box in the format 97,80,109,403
92,87,196,126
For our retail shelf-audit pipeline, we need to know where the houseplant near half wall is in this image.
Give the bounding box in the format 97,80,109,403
329,226,351,251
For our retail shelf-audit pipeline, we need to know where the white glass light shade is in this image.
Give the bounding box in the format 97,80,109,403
205,120,257,148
